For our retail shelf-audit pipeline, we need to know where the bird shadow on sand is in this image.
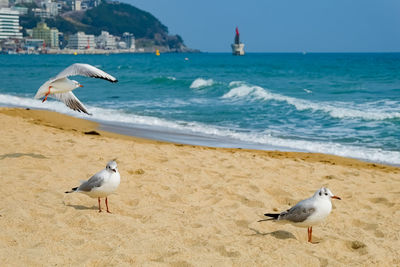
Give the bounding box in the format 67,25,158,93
248,227,297,240
65,204,98,211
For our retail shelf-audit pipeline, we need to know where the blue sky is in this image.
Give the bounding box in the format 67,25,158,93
125,0,400,52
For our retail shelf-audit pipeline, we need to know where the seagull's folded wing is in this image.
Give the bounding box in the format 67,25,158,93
52,92,92,115
279,199,315,223
55,63,118,83
78,172,105,192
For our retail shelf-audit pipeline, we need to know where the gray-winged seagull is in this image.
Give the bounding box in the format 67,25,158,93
259,187,341,243
65,160,121,213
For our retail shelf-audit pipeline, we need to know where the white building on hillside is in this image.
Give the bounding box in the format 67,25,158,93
50,28,59,48
122,32,135,50
33,0,59,18
11,6,28,15
41,0,58,17
0,8,22,39
74,0,81,11
33,8,49,18
0,0,8,8
67,32,95,49
95,31,116,50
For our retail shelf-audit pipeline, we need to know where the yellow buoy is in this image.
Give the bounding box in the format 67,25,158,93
155,49,160,56
73,52,78,55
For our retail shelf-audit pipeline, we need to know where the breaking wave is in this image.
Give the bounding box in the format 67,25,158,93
0,93,399,165
222,82,400,120
190,78,214,89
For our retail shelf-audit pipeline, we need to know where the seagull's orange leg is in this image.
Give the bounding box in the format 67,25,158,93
105,197,111,213
98,197,102,212
307,227,313,243
42,86,52,102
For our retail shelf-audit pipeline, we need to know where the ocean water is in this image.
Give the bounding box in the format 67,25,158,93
0,53,399,165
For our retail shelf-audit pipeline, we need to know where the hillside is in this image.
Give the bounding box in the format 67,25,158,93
19,1,191,52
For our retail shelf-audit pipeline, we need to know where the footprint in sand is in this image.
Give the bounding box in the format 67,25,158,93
248,184,260,193
352,219,379,232
351,219,385,238
127,199,140,207
235,220,249,228
169,194,181,202
375,230,385,238
347,240,368,254
216,245,241,258
318,258,329,267
264,187,294,204
369,197,395,207
191,223,202,228
238,195,265,208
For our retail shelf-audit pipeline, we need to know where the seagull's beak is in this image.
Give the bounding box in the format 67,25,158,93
112,169,117,173
79,84,84,87
331,195,341,200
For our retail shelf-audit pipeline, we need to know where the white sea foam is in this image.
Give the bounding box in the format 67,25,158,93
1,93,399,165
190,78,214,89
229,81,245,87
222,83,400,120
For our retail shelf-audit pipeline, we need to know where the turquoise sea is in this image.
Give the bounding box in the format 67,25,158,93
0,53,399,165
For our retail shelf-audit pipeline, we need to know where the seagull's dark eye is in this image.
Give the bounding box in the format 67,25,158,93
319,192,322,196
325,193,328,196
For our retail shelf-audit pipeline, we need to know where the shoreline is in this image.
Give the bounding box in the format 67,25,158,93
2,104,398,167
0,107,399,265
0,107,397,171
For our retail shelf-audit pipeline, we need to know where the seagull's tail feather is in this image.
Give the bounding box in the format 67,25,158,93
65,187,78,193
257,213,280,222
264,213,280,218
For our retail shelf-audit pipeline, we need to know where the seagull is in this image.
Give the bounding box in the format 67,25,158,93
34,63,118,115
259,187,341,243
65,160,121,213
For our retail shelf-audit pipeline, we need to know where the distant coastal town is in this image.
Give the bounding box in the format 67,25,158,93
0,0,194,54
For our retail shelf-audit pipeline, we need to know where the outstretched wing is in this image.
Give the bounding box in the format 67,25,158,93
55,63,118,83
51,91,91,115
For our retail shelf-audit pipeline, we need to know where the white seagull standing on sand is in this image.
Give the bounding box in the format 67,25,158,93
34,63,118,115
65,160,121,213
259,187,341,243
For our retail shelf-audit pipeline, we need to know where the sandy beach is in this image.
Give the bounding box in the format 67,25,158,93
0,107,399,266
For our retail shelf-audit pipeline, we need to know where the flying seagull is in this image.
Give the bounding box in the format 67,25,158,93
65,160,121,213
259,187,341,243
34,63,118,115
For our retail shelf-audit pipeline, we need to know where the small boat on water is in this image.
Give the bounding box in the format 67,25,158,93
231,27,245,56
